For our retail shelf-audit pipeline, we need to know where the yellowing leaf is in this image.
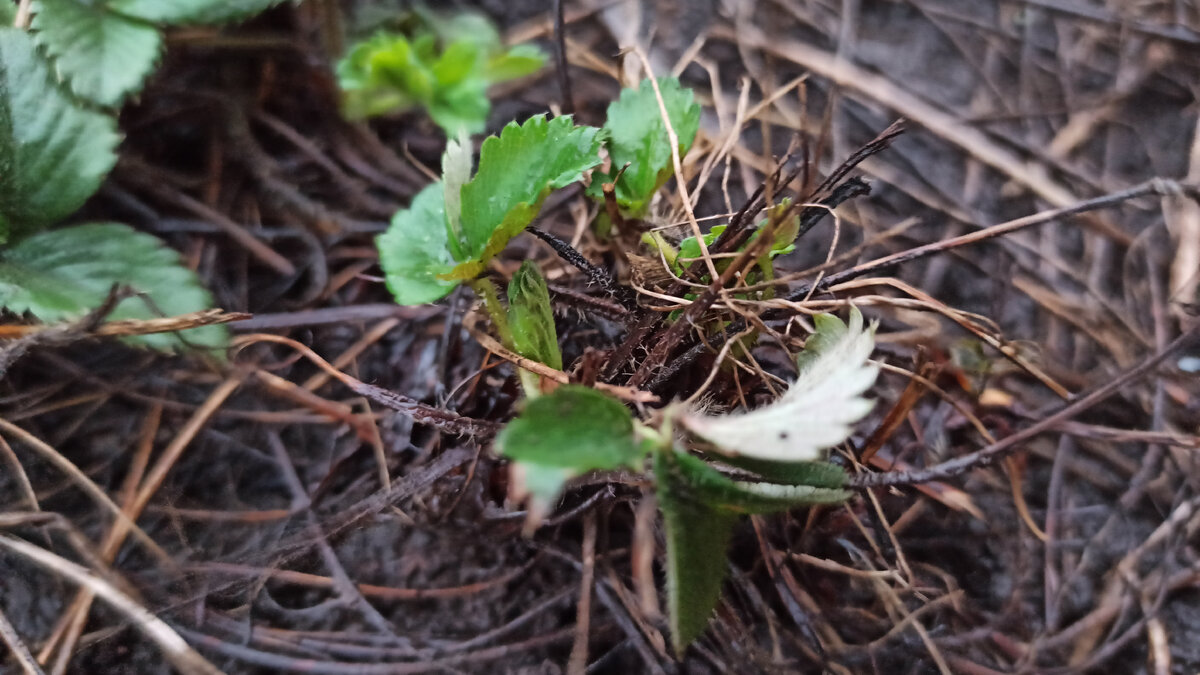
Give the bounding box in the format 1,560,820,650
442,114,602,279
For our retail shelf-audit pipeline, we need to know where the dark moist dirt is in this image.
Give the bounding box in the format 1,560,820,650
3,1,1200,673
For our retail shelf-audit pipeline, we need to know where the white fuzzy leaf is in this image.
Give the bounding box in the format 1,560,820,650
442,128,472,254
679,307,878,462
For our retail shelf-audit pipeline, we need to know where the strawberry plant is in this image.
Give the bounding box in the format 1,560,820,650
587,76,700,219
0,1,289,351
375,74,885,654
377,115,604,305
336,10,546,134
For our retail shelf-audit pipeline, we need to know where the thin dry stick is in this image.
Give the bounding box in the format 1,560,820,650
122,374,243,524
253,369,374,441
0,535,222,675
120,156,296,275
552,0,574,114
631,495,661,619
41,404,162,672
0,309,250,340
233,333,502,436
0,434,38,513
43,375,241,673
567,512,597,675
13,0,31,27
301,317,400,391
0,419,170,565
182,558,535,600
717,22,1136,244
627,188,815,387
463,311,657,403
631,47,719,281
868,575,953,675
851,322,1199,487
826,276,1070,398
0,606,43,675
787,178,1200,302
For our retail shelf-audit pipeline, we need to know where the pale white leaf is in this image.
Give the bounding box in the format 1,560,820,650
679,307,878,462
442,128,472,252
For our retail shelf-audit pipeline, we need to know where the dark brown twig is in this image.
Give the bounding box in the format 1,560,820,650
627,177,875,388
850,322,1199,487
786,178,1200,303
527,228,636,309
233,333,500,437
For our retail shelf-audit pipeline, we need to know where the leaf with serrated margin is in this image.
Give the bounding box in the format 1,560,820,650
0,222,226,351
588,77,700,217
443,115,602,279
679,307,879,462
507,260,561,370
32,0,162,107
0,28,119,242
377,182,460,305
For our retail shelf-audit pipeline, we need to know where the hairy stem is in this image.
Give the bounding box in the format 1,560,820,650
469,277,514,349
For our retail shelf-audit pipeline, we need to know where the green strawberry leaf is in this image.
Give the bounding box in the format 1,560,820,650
716,455,848,489
32,0,163,107
655,447,738,657
337,12,547,136
337,32,426,120
0,2,16,25
420,10,501,53
0,222,227,351
659,447,850,516
675,224,725,274
109,0,286,25
589,77,700,217
0,28,119,243
444,114,602,279
496,385,641,511
336,30,490,134
766,199,800,255
431,40,480,87
507,260,561,370
427,78,489,135
655,446,850,655
377,182,460,305
673,201,798,275
678,307,879,462
484,44,546,82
